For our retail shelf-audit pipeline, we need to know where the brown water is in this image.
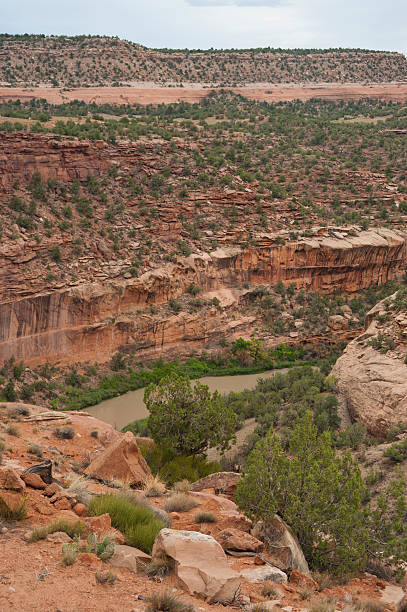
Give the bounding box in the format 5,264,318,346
87,369,285,430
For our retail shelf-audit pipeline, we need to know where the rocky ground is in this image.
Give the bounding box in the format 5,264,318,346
0,402,404,612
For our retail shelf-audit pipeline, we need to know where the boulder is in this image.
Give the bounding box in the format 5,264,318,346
0,467,26,492
43,482,62,497
46,531,73,543
73,503,88,517
53,497,72,511
152,528,241,603
328,315,348,331
191,472,241,499
251,515,310,575
332,297,407,439
216,528,264,553
84,431,151,487
85,513,112,535
240,565,287,584
288,569,317,591
110,544,151,572
22,460,53,485
21,472,46,490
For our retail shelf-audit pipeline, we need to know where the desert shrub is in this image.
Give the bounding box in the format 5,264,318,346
144,591,194,612
0,495,26,520
194,511,217,524
383,437,407,462
143,474,166,497
145,554,171,578
5,424,20,437
54,426,75,440
144,372,238,456
163,493,200,513
88,494,165,553
29,519,85,542
172,479,191,493
261,581,279,599
28,443,43,457
85,534,114,561
158,454,221,486
62,539,80,566
95,569,117,585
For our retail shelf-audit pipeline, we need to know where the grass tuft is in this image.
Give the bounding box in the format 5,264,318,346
163,493,199,513
144,591,194,612
194,511,217,524
88,494,165,553
29,519,85,542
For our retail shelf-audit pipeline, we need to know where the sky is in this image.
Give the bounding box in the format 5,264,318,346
1,0,407,54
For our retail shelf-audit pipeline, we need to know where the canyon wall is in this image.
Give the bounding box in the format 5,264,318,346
1,229,407,366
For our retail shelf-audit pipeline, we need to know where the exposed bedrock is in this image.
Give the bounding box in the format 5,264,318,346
1,228,407,365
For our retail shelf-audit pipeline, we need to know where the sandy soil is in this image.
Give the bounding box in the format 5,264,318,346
1,82,407,106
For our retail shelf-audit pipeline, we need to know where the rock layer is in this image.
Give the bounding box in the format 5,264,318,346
1,228,407,365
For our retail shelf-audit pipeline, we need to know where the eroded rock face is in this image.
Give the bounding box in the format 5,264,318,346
251,516,310,576
1,226,407,366
332,291,407,439
152,528,241,603
84,431,151,487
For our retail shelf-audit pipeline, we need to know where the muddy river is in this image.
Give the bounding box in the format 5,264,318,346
87,369,285,430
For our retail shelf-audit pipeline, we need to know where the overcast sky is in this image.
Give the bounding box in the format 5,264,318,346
1,0,407,53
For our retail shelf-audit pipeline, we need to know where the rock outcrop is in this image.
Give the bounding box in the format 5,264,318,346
152,528,241,603
85,431,151,487
191,472,241,499
251,515,310,575
1,227,407,366
332,289,407,438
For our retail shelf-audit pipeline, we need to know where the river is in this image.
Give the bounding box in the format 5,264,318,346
87,369,286,430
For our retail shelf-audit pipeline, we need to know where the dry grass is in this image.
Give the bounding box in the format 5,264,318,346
144,591,194,612
0,495,27,520
309,596,337,612
163,493,200,513
5,424,20,437
194,511,217,524
145,554,172,578
173,479,191,493
29,519,85,542
312,571,335,592
261,582,279,599
95,569,117,585
143,474,166,498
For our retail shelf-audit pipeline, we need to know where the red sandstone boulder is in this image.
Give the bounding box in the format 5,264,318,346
216,528,264,553
191,472,241,499
85,513,112,535
288,569,318,591
73,503,88,517
21,472,46,490
0,467,26,492
84,431,151,487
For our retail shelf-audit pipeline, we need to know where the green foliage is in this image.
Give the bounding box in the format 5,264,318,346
29,519,85,542
62,538,80,566
85,534,115,561
236,412,366,575
144,372,238,456
383,437,407,462
88,494,165,553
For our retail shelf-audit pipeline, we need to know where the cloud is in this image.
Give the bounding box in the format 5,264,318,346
186,0,284,6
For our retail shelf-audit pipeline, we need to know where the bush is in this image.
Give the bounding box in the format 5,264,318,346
163,493,200,513
88,495,165,553
62,540,80,566
95,569,117,585
158,455,221,487
194,511,217,523
0,495,26,520
383,438,407,462
144,372,238,456
144,591,194,612
54,426,75,440
236,412,366,575
29,519,85,542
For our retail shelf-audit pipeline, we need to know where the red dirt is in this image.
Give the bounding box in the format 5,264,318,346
2,83,407,106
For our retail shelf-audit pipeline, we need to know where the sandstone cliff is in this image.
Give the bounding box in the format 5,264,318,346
332,287,407,439
1,230,407,365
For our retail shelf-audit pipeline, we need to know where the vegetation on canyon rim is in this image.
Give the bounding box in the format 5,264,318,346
0,36,406,86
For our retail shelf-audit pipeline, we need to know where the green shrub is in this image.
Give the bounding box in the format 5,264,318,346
158,455,221,486
88,495,165,553
29,519,85,542
383,438,407,463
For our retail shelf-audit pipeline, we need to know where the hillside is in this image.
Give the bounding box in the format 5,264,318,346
1,94,407,368
1,35,407,86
